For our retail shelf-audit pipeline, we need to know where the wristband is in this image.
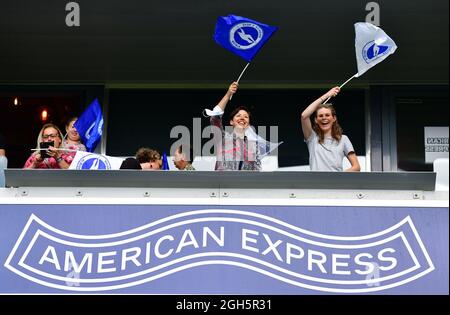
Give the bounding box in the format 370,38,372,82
56,156,64,163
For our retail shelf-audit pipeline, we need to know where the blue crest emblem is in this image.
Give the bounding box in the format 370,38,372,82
76,154,111,170
362,41,390,64
213,15,277,62
229,22,264,50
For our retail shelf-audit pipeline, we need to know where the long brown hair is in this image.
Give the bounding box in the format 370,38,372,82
312,104,343,144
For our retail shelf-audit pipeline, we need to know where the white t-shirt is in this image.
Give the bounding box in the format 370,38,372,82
306,131,355,171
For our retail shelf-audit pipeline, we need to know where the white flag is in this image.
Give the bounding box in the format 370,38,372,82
69,151,125,170
354,22,398,77
203,105,224,117
245,127,283,157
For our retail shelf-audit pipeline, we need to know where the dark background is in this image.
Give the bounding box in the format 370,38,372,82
0,0,448,84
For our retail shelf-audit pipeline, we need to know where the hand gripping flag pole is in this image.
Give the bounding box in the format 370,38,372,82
213,14,278,99
322,73,358,104
229,64,250,100
323,22,398,104
230,62,251,100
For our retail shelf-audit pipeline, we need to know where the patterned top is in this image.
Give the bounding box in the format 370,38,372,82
23,141,87,169
210,116,261,171
62,140,86,152
62,140,87,165
23,152,72,169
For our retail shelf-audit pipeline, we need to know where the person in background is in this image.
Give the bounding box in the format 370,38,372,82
300,87,360,172
120,157,143,170
24,123,71,169
0,132,7,187
207,82,261,171
120,147,162,170
173,144,195,171
60,117,87,164
63,117,87,152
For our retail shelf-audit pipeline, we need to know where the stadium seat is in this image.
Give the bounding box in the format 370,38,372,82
434,158,449,191
192,156,217,171
261,156,279,172
342,155,367,172
277,155,368,172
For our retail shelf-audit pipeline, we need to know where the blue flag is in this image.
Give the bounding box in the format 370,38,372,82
213,14,278,62
162,152,170,170
74,99,104,152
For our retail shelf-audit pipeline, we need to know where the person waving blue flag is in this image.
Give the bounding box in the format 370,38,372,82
213,14,278,63
74,99,104,152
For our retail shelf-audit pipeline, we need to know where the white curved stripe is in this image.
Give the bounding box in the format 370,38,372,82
5,259,435,293
6,212,412,287
29,217,408,249
406,217,435,271
19,248,419,286
84,123,95,140
27,210,413,241
4,214,36,268
5,212,434,293
16,232,421,287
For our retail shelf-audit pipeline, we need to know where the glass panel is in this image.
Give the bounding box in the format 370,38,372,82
107,89,366,168
396,96,449,171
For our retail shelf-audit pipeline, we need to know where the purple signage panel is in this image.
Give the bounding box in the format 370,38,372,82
0,204,448,294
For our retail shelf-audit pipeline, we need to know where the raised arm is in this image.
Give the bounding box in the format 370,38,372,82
300,87,340,140
217,82,238,112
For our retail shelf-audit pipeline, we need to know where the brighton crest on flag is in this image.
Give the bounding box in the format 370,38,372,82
213,14,278,62
354,22,398,77
74,99,104,152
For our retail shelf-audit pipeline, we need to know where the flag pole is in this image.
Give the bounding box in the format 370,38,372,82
322,73,358,104
236,62,251,83
230,62,251,100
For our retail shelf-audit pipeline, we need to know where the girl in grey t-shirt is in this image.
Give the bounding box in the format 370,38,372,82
300,87,361,172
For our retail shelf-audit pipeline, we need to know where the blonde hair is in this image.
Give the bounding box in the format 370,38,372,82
36,123,64,149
